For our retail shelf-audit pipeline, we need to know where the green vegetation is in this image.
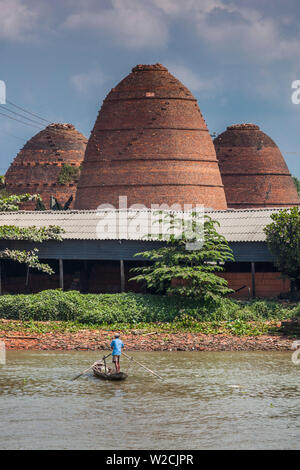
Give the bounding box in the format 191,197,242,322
0,175,5,192
0,290,297,325
264,207,300,299
0,193,41,212
293,176,300,196
131,213,234,298
0,191,64,273
0,181,46,211
0,225,64,274
0,317,280,336
58,164,80,185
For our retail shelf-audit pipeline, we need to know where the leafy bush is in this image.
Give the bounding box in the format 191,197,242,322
58,164,80,184
0,290,296,324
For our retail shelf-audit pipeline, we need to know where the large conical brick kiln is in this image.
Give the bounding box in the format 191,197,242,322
5,123,87,209
214,123,300,208
75,64,227,210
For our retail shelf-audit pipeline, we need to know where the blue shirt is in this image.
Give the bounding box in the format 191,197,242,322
110,338,124,356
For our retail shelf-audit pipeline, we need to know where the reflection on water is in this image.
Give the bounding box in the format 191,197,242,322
0,350,299,449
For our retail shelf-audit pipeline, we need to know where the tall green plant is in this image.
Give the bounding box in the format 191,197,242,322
0,193,41,212
130,212,234,299
264,207,300,299
0,225,64,274
58,164,80,184
0,191,64,273
293,176,300,196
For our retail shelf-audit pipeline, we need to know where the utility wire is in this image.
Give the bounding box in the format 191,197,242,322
0,110,43,130
5,99,51,124
0,104,48,127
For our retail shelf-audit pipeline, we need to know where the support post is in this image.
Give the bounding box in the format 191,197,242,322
83,260,88,293
120,259,125,293
26,266,30,286
251,262,256,298
0,261,2,296
25,266,30,293
59,259,64,291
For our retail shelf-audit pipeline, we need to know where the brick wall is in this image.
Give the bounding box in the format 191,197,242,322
217,271,290,298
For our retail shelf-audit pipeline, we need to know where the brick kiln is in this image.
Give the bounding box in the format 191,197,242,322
75,63,227,210
214,123,300,208
5,123,87,209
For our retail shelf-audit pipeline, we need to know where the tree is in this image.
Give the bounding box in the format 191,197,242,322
0,193,41,212
0,225,64,274
293,176,300,196
0,192,64,274
130,212,234,299
58,163,81,185
264,207,300,299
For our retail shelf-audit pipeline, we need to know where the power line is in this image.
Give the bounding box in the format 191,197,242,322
5,99,51,124
0,105,47,127
0,110,43,130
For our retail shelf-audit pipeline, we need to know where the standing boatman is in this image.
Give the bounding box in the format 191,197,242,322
110,333,124,373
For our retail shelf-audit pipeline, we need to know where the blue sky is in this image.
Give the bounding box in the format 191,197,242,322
1,0,300,177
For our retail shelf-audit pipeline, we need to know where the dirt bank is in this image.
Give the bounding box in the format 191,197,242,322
0,327,295,352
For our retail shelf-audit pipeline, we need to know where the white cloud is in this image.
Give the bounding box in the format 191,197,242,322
153,0,223,16
0,0,39,41
71,69,108,95
64,0,168,49
154,0,300,63
193,9,300,62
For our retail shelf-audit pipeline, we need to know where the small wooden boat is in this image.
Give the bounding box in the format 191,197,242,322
92,365,128,381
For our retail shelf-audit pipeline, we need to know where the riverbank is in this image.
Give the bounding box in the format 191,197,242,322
0,319,296,351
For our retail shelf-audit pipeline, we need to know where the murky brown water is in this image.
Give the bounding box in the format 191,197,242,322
0,350,299,449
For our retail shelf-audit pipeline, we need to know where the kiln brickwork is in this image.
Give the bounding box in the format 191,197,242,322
75,64,227,210
214,123,300,208
5,123,87,209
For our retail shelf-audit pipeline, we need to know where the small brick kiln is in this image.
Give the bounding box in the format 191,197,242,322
5,123,87,209
214,123,300,208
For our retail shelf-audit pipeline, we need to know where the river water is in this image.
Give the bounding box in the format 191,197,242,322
0,350,299,450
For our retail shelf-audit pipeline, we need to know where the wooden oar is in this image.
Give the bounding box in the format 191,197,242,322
71,362,98,381
102,352,112,373
123,352,164,381
71,353,112,381
103,352,112,360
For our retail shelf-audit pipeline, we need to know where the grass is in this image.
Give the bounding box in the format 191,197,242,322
0,318,282,337
0,290,298,337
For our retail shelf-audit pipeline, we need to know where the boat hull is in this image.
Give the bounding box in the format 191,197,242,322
93,367,128,381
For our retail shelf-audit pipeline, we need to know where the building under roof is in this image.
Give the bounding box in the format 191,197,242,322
0,207,292,298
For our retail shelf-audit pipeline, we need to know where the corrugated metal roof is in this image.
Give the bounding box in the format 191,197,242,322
0,207,286,242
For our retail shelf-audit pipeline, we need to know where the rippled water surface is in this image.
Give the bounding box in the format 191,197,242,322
0,350,299,449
